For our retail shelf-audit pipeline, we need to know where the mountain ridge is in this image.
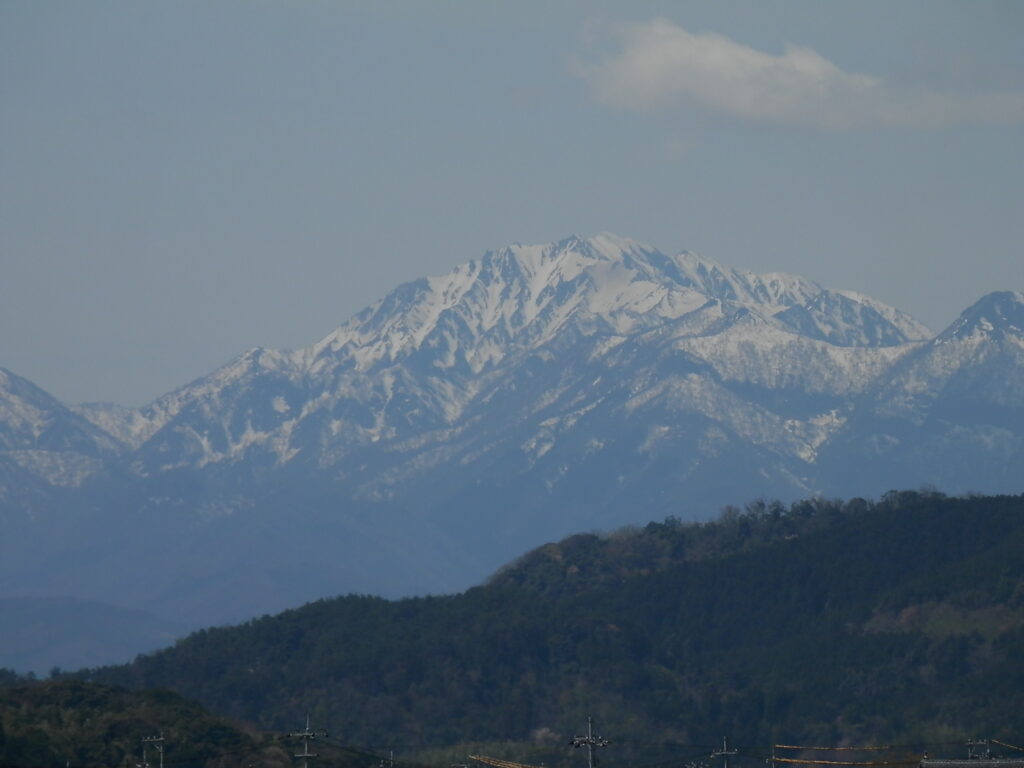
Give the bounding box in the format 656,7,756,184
1,234,1021,668
67,234,937,475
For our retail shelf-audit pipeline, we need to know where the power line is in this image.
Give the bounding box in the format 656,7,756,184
992,741,1024,754
773,759,919,766
776,747,898,753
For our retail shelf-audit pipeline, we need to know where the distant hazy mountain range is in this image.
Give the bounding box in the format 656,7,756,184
1,234,1022,670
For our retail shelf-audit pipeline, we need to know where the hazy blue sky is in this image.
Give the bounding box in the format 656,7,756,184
3,1,1022,406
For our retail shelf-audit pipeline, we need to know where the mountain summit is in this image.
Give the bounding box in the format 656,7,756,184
312,233,929,374
938,289,1024,342
0,235,1020,664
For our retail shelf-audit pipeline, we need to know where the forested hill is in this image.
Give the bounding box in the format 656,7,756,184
86,492,1024,757
0,679,290,768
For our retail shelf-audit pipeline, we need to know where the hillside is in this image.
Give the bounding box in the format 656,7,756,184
82,491,1024,757
0,679,288,768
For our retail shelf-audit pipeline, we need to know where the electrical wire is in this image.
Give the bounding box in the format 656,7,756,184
772,759,920,766
775,747,897,753
992,742,1024,754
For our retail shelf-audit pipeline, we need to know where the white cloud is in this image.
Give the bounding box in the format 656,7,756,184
577,19,1024,129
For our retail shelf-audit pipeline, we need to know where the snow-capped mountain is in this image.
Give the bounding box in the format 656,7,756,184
815,290,1024,494
0,368,121,490
82,234,931,479
0,234,1020,665
878,289,1024,415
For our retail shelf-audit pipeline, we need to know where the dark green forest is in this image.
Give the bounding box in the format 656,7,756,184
5,491,1024,768
75,492,1024,760
0,678,404,768
0,679,289,768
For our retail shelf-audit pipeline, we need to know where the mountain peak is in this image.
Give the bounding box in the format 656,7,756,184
308,234,934,372
546,232,652,256
485,233,660,276
939,290,1024,341
310,234,692,368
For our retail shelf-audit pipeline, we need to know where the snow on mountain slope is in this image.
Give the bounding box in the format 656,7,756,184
0,369,120,453
672,250,823,309
308,234,708,372
72,402,156,449
812,290,1024,498
777,290,932,347
834,290,933,341
64,234,935,479
667,305,917,396
310,234,924,374
0,368,121,487
873,290,1024,420
669,251,931,344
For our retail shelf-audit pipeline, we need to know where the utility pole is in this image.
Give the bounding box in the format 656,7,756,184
139,734,164,768
711,738,738,768
967,740,989,760
290,715,327,768
571,717,609,768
